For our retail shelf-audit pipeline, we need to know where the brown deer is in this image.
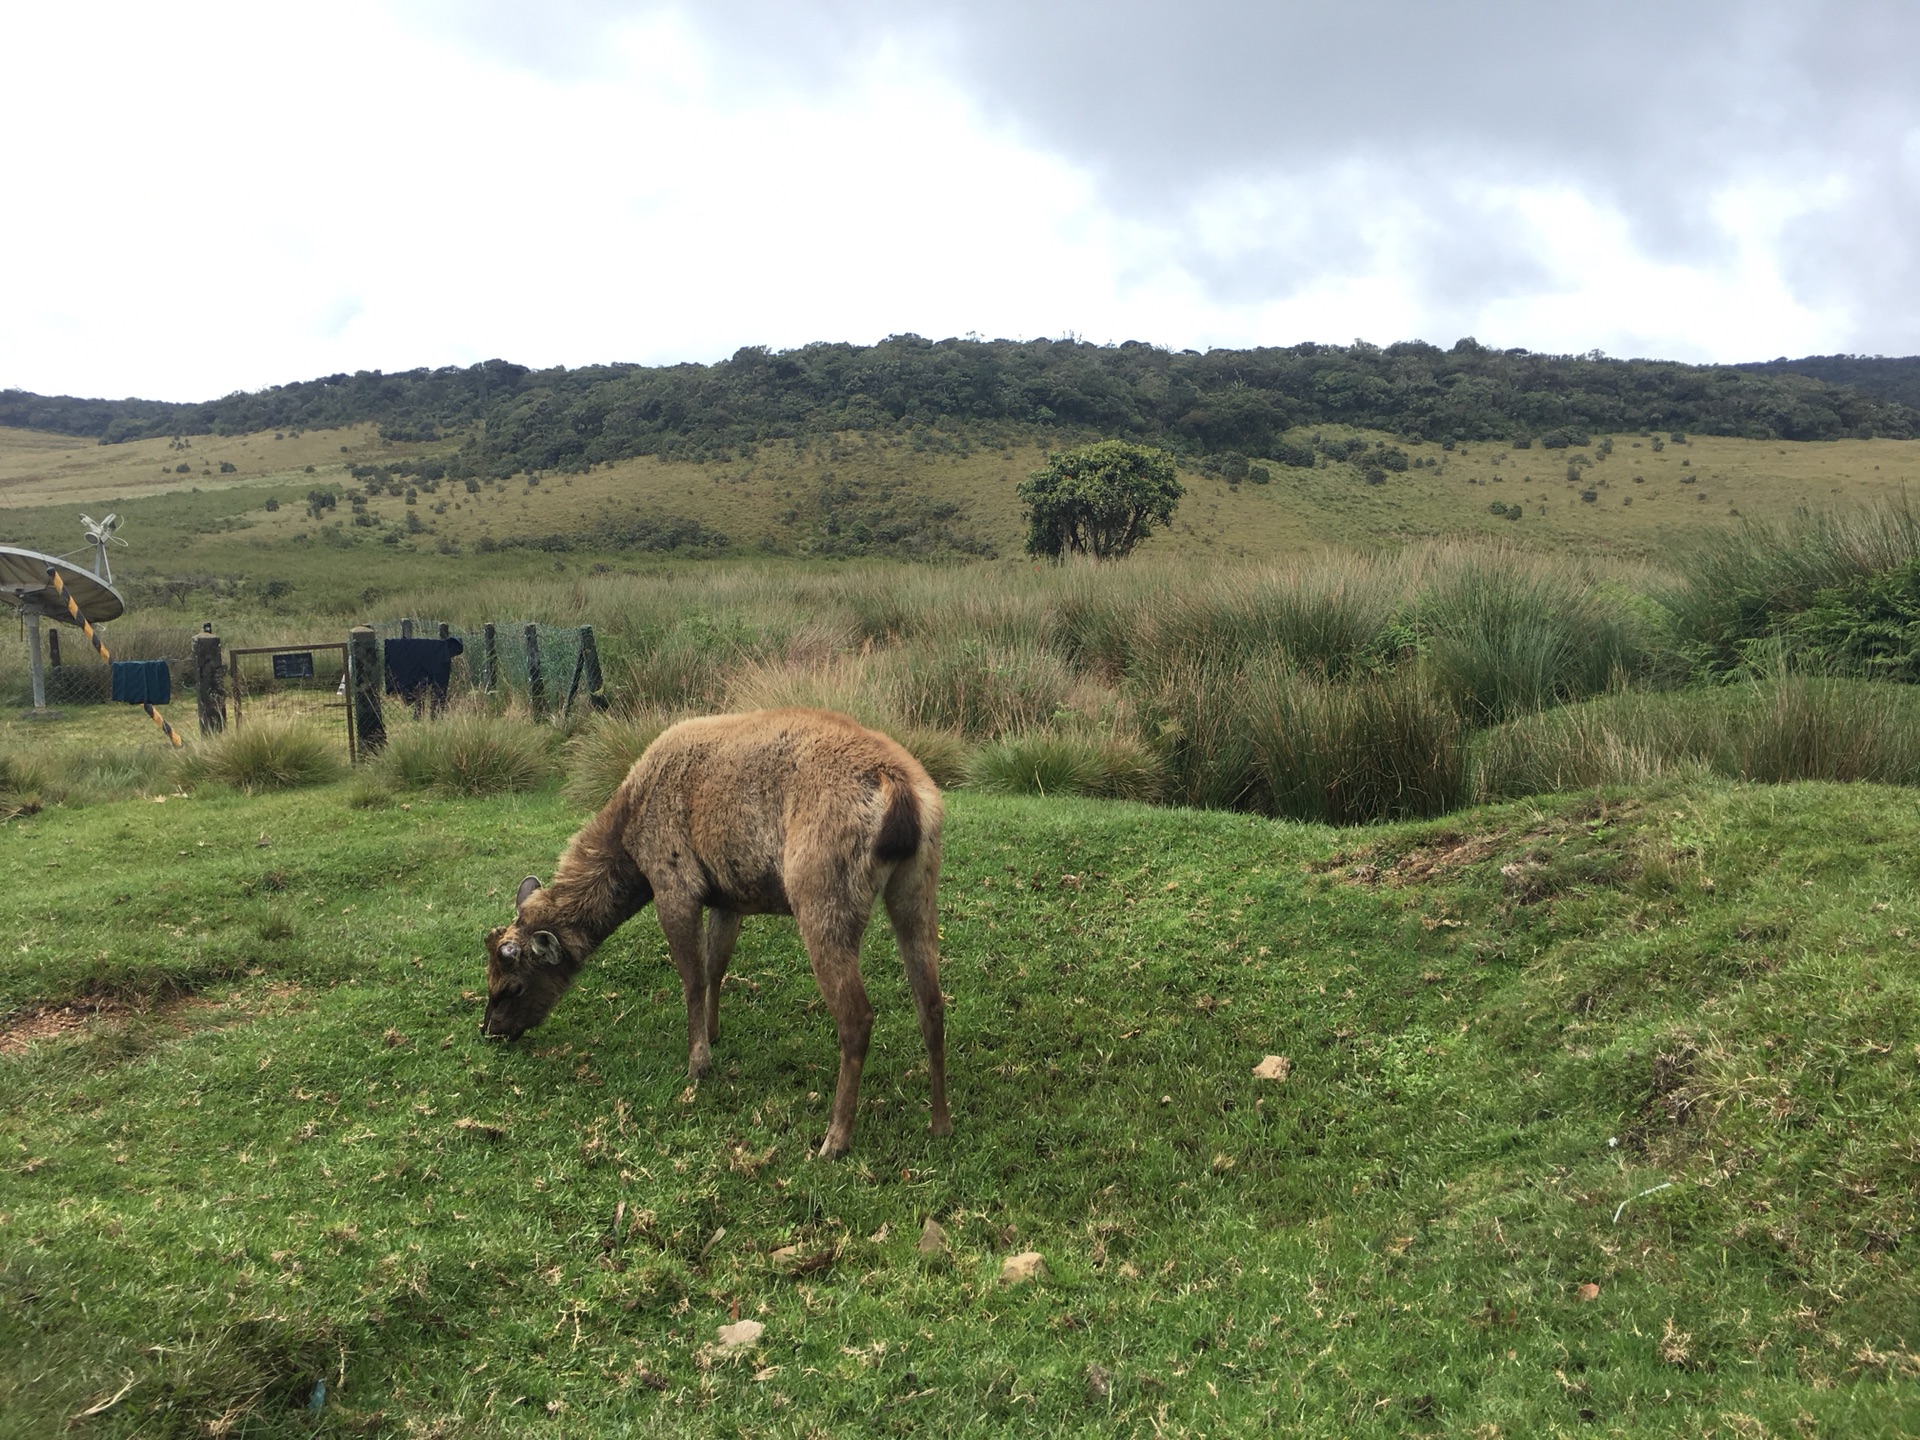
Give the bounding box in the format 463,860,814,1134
481,708,950,1158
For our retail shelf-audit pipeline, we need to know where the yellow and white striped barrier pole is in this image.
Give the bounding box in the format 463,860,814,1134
45,566,182,747
46,567,110,662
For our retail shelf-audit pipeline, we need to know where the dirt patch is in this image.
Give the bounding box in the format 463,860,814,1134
0,998,132,1056
0,991,233,1058
1317,830,1511,887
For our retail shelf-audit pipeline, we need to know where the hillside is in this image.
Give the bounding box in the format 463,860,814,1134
5,417,1920,617
5,339,1917,478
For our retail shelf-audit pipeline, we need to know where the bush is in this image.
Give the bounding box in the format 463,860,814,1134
192,720,344,793
967,730,1165,802
561,713,673,811
376,714,556,796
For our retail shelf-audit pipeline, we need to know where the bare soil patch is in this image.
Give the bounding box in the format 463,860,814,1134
0,990,241,1058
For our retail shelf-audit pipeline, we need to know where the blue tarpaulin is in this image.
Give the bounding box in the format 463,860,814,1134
109,659,172,705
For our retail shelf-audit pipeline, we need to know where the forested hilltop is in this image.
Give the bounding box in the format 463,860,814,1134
1734,353,1920,411
6,338,1917,477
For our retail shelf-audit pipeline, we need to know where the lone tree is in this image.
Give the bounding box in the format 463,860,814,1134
1019,440,1184,560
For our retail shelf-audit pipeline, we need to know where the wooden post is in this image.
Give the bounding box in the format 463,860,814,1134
578,625,607,709
524,623,546,720
349,625,385,757
192,629,225,734
480,622,497,696
401,617,415,639
25,613,46,711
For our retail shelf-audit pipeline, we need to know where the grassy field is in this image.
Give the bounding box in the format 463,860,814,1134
2,756,1917,1437
6,414,1920,1434
7,423,1920,617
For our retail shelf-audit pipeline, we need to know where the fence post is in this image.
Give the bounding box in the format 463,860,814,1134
26,613,46,711
524,623,547,720
192,627,225,735
46,630,61,669
578,624,608,711
401,617,414,640
480,622,497,696
349,625,385,757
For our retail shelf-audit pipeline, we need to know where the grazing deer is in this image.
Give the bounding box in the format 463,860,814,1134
482,708,950,1158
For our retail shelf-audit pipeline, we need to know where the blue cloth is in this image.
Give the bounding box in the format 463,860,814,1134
384,637,464,703
110,659,171,705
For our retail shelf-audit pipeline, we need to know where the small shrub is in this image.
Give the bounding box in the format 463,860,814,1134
561,713,673,811
193,720,344,793
377,714,556,796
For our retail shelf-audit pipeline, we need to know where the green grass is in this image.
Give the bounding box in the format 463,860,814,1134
2,775,1916,1436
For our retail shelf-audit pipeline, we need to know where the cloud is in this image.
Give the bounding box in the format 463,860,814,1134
0,1,1911,401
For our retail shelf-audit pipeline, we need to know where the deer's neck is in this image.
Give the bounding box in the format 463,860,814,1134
535,801,652,962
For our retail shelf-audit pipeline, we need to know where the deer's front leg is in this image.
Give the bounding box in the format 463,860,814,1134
656,901,711,1080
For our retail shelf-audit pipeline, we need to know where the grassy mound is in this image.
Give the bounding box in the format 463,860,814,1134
1,779,1915,1435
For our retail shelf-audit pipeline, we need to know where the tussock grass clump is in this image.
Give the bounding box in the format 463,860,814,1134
893,727,974,789
561,713,674,811
1418,550,1643,723
1662,500,1920,676
1247,668,1468,823
1732,676,1920,783
190,720,343,793
376,714,556,796
1131,653,1264,810
967,730,1165,801
1478,678,1920,796
880,635,1072,737
725,655,898,730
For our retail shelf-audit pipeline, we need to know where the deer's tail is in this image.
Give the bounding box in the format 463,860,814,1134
873,770,927,862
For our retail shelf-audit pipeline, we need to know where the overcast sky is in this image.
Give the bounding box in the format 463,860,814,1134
3,1,1915,402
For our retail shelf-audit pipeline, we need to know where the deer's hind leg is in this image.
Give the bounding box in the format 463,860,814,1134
789,881,877,1160
655,897,713,1080
885,850,951,1138
703,907,743,1043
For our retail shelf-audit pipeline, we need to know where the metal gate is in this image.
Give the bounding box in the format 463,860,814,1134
228,642,357,760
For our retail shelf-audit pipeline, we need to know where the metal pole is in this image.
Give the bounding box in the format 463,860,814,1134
26,613,46,711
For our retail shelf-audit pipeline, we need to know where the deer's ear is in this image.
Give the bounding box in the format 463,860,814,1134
515,876,543,912
529,931,564,966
